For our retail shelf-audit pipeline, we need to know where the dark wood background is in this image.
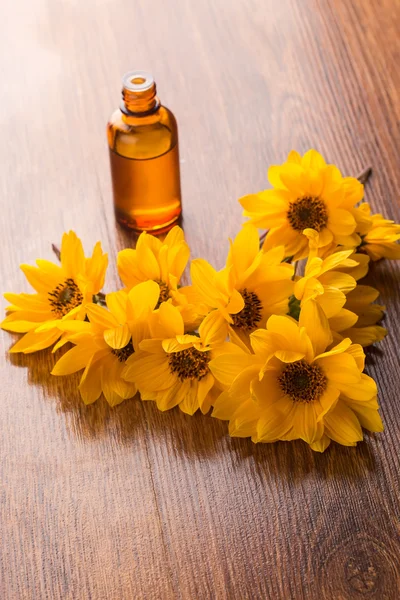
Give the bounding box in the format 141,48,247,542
1,0,400,598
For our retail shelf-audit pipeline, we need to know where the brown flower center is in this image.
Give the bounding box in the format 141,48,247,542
168,347,210,381
232,288,263,332
278,360,327,403
287,196,328,232
111,340,135,362
155,280,170,308
48,278,84,317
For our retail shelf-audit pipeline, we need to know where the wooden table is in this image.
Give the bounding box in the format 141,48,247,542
1,0,400,598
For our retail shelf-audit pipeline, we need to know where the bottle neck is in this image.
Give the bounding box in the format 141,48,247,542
120,71,160,116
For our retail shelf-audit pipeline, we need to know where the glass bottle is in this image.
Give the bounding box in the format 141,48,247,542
107,71,182,232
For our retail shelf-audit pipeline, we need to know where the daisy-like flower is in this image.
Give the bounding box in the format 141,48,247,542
240,149,367,260
122,304,240,415
209,303,383,452
184,226,294,349
358,203,400,260
51,282,160,405
117,226,198,325
1,231,108,353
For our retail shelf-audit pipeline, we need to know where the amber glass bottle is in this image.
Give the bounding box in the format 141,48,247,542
107,71,182,232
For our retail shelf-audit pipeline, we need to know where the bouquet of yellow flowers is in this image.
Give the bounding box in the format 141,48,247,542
3,150,400,452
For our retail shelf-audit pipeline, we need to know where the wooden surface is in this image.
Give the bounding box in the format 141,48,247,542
1,0,400,598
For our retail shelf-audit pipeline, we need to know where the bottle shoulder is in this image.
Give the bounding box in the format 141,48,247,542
107,106,178,158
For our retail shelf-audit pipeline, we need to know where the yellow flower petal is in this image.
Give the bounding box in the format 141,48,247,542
309,435,331,452
123,351,176,391
190,259,223,307
343,400,383,432
86,303,118,330
301,149,326,170
329,209,356,236
162,336,196,353
227,226,260,278
101,356,125,406
117,249,141,288
149,302,184,338
335,373,377,401
52,343,94,375
227,288,245,315
85,241,108,292
298,300,332,357
229,399,261,438
136,238,161,281
106,291,128,323
20,264,57,294
104,323,131,350
198,310,228,347
328,309,358,332
78,354,104,404
212,391,242,420
61,230,85,278
127,280,160,321
292,403,323,444
9,329,60,353
324,402,363,446
316,353,361,384
155,380,183,411
256,396,295,442
279,163,307,195
314,337,352,360
209,353,256,388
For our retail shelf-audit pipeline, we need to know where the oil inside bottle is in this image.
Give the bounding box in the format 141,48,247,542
109,142,181,232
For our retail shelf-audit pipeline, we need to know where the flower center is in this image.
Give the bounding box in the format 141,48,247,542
155,280,170,308
287,196,328,232
48,278,84,317
111,340,135,362
168,347,210,381
278,360,327,403
232,288,263,332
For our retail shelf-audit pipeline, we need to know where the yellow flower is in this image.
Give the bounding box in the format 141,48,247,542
240,149,366,259
51,282,160,405
210,303,383,452
358,203,400,260
290,230,384,346
292,229,358,321
122,304,240,415
185,226,294,349
117,226,197,325
335,285,387,347
1,231,108,353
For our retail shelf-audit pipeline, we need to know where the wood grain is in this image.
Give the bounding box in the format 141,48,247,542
1,0,400,598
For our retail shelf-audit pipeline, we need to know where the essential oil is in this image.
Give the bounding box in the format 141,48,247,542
107,71,182,232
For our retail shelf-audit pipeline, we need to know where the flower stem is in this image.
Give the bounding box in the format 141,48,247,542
356,166,372,186
52,244,61,261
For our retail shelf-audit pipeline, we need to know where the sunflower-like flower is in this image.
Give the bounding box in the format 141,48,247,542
240,149,367,260
210,303,383,452
122,304,239,415
184,226,294,349
51,282,160,405
1,231,108,353
358,203,400,260
117,226,198,326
